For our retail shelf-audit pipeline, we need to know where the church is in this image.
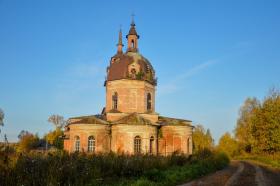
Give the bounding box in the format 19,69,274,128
63,19,193,155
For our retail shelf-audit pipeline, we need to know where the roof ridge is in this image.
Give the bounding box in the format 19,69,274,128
113,112,156,125
68,115,109,125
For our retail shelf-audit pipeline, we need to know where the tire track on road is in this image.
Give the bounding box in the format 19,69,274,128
224,161,244,186
253,164,267,186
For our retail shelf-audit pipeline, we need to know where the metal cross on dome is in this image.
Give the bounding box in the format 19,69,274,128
131,13,135,25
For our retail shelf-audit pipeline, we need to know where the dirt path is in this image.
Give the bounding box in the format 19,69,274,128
179,161,280,186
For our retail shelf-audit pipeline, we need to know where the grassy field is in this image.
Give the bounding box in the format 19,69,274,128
0,149,229,186
236,153,280,169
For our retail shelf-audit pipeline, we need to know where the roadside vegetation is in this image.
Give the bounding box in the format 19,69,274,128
0,148,229,186
217,88,280,168
0,110,229,186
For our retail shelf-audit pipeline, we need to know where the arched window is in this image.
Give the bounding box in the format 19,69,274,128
134,136,141,154
88,136,95,153
131,39,135,48
112,92,118,110
149,136,154,154
147,93,152,111
75,136,80,152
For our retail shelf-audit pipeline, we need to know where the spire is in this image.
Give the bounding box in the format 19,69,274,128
131,13,135,26
126,14,139,52
126,14,139,38
117,27,124,54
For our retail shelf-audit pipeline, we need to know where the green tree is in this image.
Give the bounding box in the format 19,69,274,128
218,132,238,157
17,130,40,152
193,125,214,153
235,97,260,153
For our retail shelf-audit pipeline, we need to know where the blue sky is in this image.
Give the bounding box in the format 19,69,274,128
0,0,280,142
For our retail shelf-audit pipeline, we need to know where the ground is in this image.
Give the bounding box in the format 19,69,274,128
180,160,280,186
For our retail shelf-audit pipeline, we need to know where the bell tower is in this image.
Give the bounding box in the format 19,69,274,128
105,18,158,122
126,15,139,52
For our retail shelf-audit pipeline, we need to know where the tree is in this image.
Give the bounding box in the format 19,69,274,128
0,108,4,126
0,108,4,134
18,130,30,140
45,128,64,149
234,88,280,154
235,97,260,153
193,125,214,153
218,132,239,157
17,130,40,152
4,134,8,144
48,114,66,129
251,89,280,153
47,114,65,149
206,129,214,146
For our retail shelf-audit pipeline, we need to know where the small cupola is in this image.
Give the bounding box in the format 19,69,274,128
126,16,139,52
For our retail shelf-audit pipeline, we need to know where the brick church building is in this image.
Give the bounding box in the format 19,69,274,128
63,19,193,155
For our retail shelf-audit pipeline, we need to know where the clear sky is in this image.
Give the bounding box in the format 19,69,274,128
0,0,280,142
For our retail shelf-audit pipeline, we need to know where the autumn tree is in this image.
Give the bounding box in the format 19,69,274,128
46,114,66,149
218,132,239,158
235,97,260,153
17,130,40,152
251,89,280,153
193,125,214,153
45,128,63,149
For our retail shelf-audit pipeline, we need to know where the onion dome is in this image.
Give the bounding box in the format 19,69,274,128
106,51,156,85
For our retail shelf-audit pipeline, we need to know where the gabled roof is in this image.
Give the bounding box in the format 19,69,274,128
113,112,158,126
68,115,109,125
157,116,193,127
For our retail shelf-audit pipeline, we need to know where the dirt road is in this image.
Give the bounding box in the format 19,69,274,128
180,161,280,186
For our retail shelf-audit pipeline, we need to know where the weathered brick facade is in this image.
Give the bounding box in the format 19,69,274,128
63,19,193,155
106,79,155,114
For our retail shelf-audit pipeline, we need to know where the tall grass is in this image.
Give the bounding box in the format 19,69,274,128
236,153,280,169
0,150,229,186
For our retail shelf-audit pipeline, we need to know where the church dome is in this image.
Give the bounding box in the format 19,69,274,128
105,19,156,86
106,51,156,85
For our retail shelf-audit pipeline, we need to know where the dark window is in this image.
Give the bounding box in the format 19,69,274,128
131,68,136,74
149,136,154,154
112,92,118,110
88,136,95,152
134,136,141,154
131,68,136,78
147,93,152,111
131,39,135,48
75,136,80,152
